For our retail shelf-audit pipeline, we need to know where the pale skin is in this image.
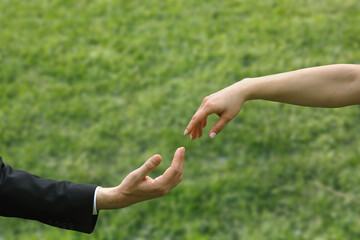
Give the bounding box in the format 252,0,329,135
96,147,185,210
184,64,360,140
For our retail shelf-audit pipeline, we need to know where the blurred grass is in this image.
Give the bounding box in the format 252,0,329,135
1,0,360,239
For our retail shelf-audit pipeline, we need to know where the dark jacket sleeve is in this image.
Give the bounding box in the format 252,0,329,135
0,157,98,234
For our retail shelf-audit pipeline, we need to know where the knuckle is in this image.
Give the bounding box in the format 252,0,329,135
212,124,221,131
157,186,168,196
222,115,232,122
130,169,140,177
202,96,210,103
172,168,181,176
204,100,215,110
155,185,165,192
145,161,155,169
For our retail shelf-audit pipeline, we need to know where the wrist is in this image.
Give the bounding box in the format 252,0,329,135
96,186,123,210
233,78,255,102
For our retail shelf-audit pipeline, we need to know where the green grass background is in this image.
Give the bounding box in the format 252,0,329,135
1,0,360,239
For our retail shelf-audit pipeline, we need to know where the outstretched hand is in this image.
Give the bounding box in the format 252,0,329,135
184,82,246,140
96,147,185,210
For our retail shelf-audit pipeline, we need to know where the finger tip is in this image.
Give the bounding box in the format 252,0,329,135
153,154,162,161
174,148,184,158
175,147,183,153
178,147,185,153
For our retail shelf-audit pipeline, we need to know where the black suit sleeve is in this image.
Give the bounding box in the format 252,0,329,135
0,157,98,234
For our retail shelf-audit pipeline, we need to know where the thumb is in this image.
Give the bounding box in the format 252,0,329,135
209,115,232,139
137,154,162,178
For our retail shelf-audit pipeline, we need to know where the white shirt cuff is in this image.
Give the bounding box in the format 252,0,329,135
92,186,100,215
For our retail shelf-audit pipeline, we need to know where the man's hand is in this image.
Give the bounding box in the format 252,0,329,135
96,147,185,210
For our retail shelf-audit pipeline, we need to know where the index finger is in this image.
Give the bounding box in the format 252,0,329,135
184,108,208,136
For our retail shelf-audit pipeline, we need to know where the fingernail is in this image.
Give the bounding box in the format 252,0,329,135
190,134,194,140
184,129,188,135
210,132,216,139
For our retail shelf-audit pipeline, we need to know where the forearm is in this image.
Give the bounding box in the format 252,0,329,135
0,157,98,233
185,64,360,139
239,64,360,107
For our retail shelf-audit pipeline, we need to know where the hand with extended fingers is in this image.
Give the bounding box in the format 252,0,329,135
96,147,185,210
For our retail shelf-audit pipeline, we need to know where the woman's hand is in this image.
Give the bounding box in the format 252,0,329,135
96,147,185,210
184,81,249,140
